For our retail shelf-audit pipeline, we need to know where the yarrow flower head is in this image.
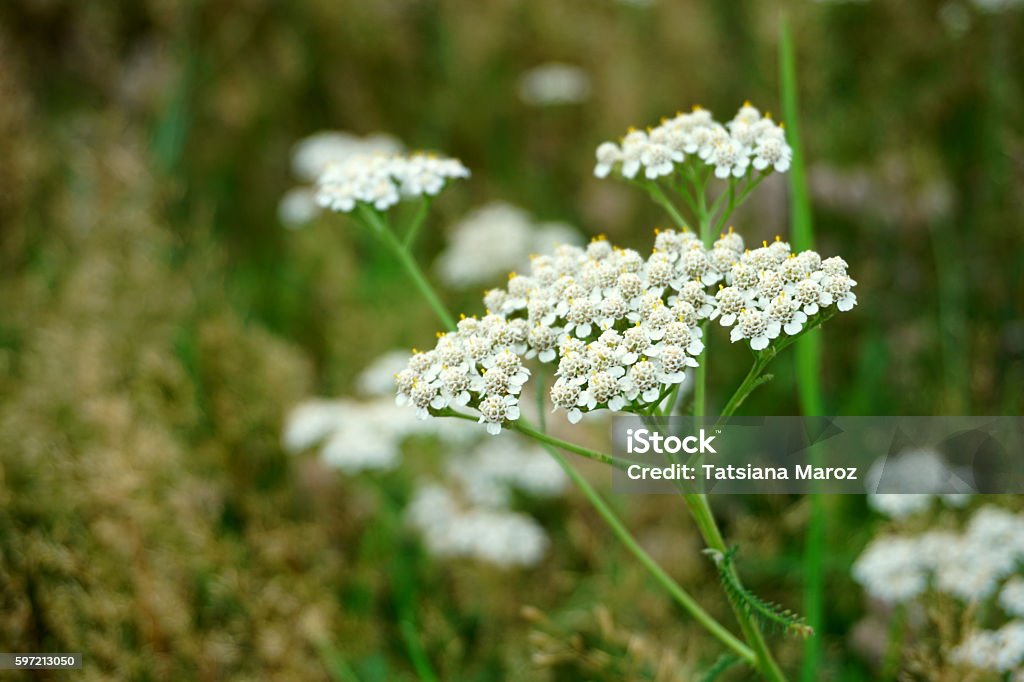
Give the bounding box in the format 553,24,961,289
593,102,792,181
394,227,856,432
853,506,1024,609
316,152,470,213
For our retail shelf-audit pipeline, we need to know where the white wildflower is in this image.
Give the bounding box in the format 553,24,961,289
292,130,404,183
435,202,582,287
406,484,550,568
1001,578,1024,618
852,535,929,604
277,187,320,228
316,152,469,214
398,230,853,430
518,62,591,106
593,102,793,183
951,622,1024,673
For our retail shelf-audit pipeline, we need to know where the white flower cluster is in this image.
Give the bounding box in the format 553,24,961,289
292,131,404,183
853,506,1024,605
435,202,581,287
448,437,568,507
594,102,792,181
316,152,470,213
397,231,856,431
951,621,1024,674
283,397,474,473
284,351,567,568
406,484,549,568
283,350,479,472
279,130,404,228
709,233,857,350
864,448,972,519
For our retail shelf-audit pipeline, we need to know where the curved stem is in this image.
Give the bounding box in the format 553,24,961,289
358,205,457,332
645,182,689,229
438,408,634,470
403,198,433,248
713,172,769,235
683,495,788,682
439,411,754,664
545,445,756,667
717,355,773,425
514,421,636,470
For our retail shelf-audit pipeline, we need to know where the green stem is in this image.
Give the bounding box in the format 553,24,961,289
684,495,788,682
399,619,439,682
536,436,756,666
439,408,633,470
357,204,457,332
713,173,769,235
403,198,433,248
693,180,713,419
646,182,689,229
439,410,758,666
706,176,736,228
315,640,363,682
717,355,772,425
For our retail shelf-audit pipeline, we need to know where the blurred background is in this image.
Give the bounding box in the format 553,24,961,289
1,0,1022,679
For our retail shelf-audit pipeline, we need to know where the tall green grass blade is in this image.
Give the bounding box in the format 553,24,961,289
316,641,364,682
779,14,825,681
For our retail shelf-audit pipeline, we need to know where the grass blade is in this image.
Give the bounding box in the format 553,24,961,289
779,13,826,681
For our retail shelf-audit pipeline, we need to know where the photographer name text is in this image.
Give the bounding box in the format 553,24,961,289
623,428,858,481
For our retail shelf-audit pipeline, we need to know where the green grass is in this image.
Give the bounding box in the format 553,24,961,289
779,14,826,681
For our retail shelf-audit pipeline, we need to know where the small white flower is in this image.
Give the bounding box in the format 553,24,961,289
478,394,521,435
594,141,621,178
730,309,779,350
640,142,679,179
753,134,792,173
316,151,469,215
708,138,749,179
619,130,648,179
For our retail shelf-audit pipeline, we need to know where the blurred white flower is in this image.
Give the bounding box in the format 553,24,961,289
282,399,349,452
435,202,582,287
939,2,972,37
283,398,417,473
406,484,549,567
277,187,320,229
280,130,405,227
1001,577,1024,618
951,621,1024,673
852,536,929,603
450,437,568,507
317,152,469,214
357,349,412,397
972,0,1024,12
865,447,974,519
292,131,403,183
853,506,1024,607
518,63,592,106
